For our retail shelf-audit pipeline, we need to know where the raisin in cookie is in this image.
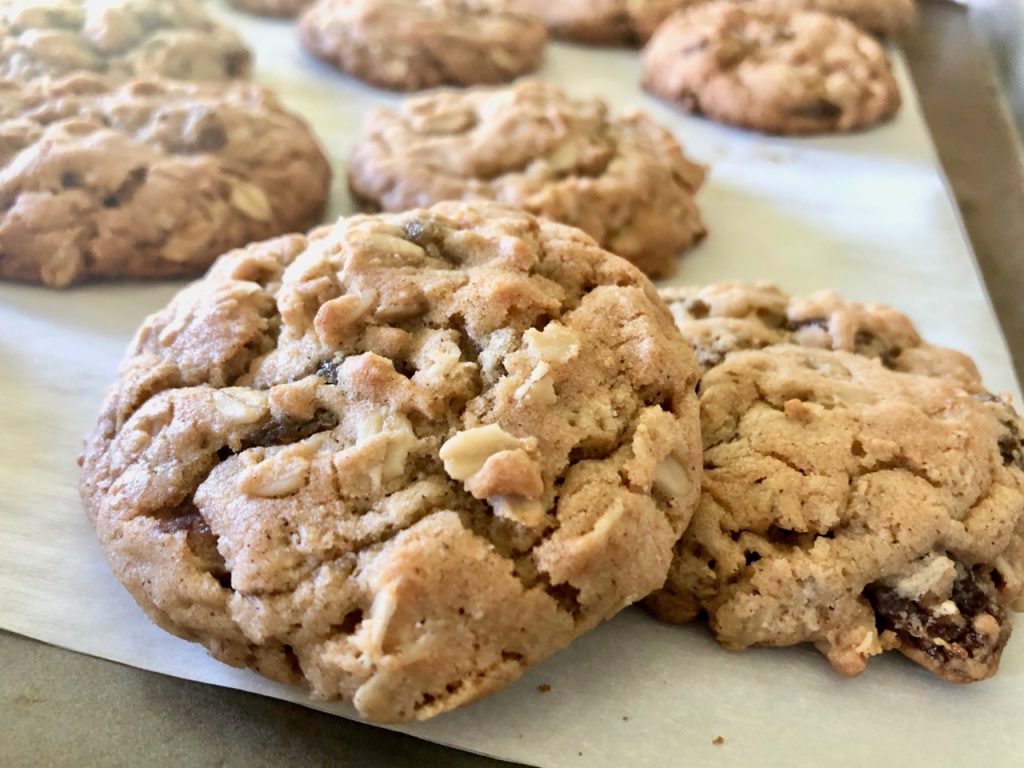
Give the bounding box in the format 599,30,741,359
515,0,686,46
227,0,312,18
660,281,981,385
0,0,251,85
79,201,702,722
646,281,1024,682
348,80,706,277
0,74,329,287
297,0,546,91
642,2,901,135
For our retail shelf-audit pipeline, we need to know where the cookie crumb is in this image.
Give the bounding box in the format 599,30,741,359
713,736,725,746
537,684,551,693
783,397,812,422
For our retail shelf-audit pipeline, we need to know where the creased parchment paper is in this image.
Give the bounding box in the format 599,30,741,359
1,5,1022,767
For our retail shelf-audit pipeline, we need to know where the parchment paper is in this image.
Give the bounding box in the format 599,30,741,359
1,5,1022,767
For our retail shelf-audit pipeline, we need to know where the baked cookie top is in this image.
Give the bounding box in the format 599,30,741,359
660,281,981,385
517,0,687,46
647,282,1024,683
79,201,702,722
297,0,546,91
227,0,312,19
348,80,706,277
642,1,901,135
0,74,329,287
0,0,251,85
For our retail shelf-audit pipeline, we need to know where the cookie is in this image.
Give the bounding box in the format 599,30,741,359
79,201,703,722
0,74,330,287
0,0,251,85
227,0,312,18
516,0,686,46
659,281,982,385
637,0,916,37
297,0,546,91
348,80,707,277
736,0,916,36
642,2,901,135
646,281,1024,682
775,0,914,36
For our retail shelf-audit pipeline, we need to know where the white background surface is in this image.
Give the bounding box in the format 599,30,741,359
1,5,1022,767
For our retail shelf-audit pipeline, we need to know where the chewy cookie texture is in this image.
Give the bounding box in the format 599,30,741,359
298,0,547,91
0,0,251,84
647,282,1024,682
643,1,901,135
0,74,330,287
79,202,703,721
349,79,706,277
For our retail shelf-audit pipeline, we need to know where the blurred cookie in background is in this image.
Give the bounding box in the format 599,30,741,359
349,79,707,276
298,0,546,91
516,0,687,46
227,0,313,18
643,1,901,135
0,0,251,85
0,74,330,287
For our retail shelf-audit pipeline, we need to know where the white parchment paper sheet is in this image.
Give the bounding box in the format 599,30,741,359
1,5,1022,767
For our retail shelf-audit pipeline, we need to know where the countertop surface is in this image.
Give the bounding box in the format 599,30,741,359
4,2,1023,766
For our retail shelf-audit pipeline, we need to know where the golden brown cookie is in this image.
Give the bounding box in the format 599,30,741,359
0,0,251,84
80,201,703,722
0,74,330,287
348,80,707,277
642,2,901,135
647,281,1024,683
298,0,546,91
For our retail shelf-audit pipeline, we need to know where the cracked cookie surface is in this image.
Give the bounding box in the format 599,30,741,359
297,0,546,91
642,1,901,135
348,80,706,277
0,74,330,287
0,0,251,85
647,281,1024,682
79,200,702,722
